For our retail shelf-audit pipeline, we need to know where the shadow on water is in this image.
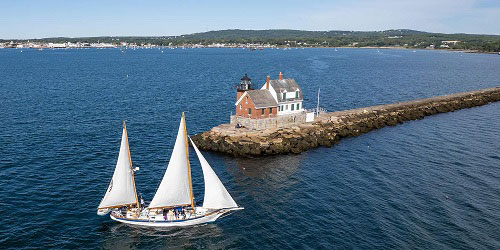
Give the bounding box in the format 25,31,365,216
222,154,304,206
227,153,302,179
99,221,227,249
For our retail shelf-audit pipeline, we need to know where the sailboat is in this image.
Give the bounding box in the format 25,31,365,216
97,114,243,227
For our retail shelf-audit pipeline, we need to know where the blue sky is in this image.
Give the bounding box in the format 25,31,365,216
1,0,499,39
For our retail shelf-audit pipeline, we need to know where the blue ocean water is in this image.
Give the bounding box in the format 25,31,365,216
0,48,499,249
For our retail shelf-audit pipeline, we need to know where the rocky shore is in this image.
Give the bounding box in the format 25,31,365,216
191,87,500,157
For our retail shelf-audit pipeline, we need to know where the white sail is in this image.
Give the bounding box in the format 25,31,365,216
98,124,138,209
189,138,238,209
149,116,192,208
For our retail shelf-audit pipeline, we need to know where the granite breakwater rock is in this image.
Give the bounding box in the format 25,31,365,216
192,87,500,157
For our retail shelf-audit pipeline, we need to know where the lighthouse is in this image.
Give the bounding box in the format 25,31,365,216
236,74,253,102
231,72,310,129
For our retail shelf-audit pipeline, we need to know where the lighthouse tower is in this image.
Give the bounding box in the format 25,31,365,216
236,73,253,101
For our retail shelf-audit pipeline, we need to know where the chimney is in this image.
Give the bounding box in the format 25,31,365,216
279,72,283,80
266,75,270,90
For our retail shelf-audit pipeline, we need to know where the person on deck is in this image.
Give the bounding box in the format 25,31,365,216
140,197,145,209
167,209,174,220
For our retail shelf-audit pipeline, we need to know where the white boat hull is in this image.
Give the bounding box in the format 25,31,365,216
109,207,241,227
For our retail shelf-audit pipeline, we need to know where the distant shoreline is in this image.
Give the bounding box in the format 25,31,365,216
2,29,499,54
0,45,497,55
325,46,498,55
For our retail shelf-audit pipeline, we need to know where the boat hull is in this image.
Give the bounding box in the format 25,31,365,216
109,209,236,227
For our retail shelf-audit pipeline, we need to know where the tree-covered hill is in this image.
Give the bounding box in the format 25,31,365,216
178,29,499,52
2,29,499,52
182,29,426,39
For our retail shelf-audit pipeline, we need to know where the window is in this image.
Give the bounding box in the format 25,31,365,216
245,96,248,104
282,92,286,100
269,107,273,114
239,104,242,110
248,108,252,115
286,105,288,110
295,91,299,98
297,103,300,110
261,109,265,115
291,104,295,111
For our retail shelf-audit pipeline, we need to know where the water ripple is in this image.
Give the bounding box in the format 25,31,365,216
1,48,500,249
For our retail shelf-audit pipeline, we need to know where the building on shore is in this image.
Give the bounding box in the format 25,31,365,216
231,73,314,130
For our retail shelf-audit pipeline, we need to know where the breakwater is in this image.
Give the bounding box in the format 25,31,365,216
191,87,500,156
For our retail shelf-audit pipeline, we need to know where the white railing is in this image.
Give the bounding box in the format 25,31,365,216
305,107,328,116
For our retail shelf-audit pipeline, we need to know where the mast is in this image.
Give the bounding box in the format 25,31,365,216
183,112,195,210
124,121,140,210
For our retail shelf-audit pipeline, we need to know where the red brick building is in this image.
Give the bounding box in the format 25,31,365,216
235,73,304,119
235,74,278,119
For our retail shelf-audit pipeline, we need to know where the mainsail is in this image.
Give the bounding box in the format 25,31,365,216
189,138,238,209
98,122,138,209
148,114,193,209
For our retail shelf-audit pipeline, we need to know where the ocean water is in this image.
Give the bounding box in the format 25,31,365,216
0,47,499,249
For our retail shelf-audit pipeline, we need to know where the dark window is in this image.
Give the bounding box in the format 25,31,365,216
261,109,265,115
269,108,273,114
282,93,286,100
297,103,300,110
295,91,299,98
291,104,295,111
248,108,252,115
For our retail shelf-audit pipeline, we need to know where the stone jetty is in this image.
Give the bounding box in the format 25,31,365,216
191,87,500,156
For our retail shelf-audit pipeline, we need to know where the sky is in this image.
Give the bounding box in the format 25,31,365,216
1,0,499,39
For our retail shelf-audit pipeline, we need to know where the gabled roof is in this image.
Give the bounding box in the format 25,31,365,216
248,90,278,108
236,89,278,108
269,79,303,102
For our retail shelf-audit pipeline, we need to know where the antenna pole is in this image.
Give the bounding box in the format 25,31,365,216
316,88,320,117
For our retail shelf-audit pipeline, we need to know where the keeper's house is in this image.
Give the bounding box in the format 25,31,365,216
235,72,303,118
231,73,312,129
